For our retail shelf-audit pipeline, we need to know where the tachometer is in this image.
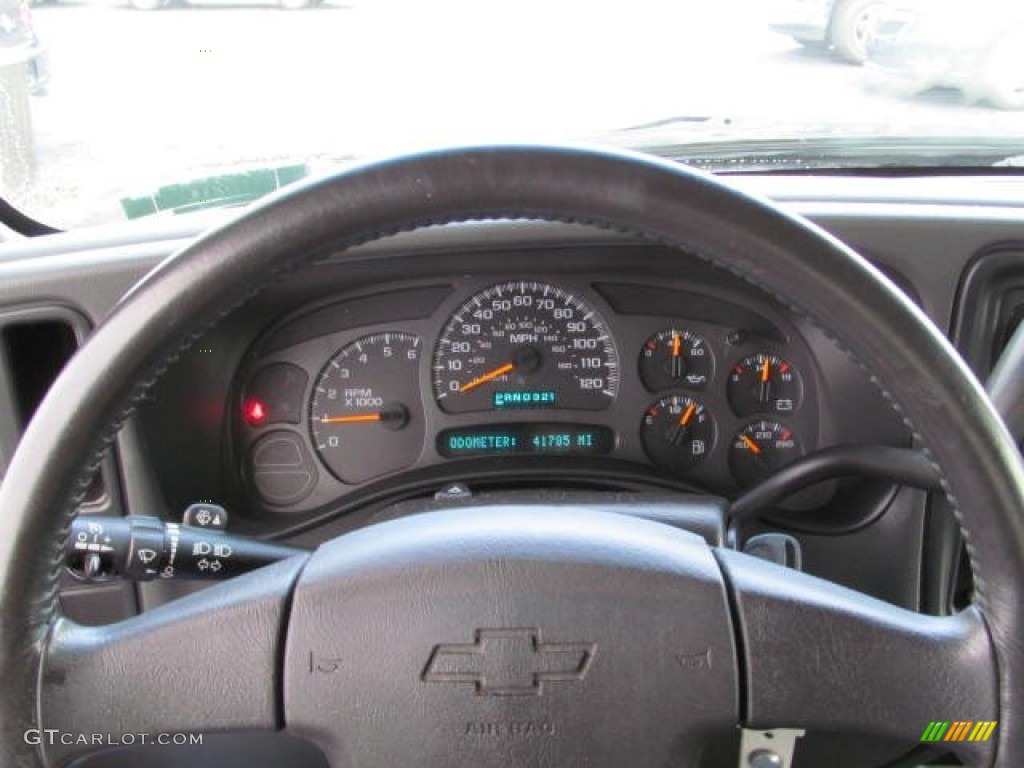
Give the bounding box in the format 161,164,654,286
310,332,423,484
433,281,619,413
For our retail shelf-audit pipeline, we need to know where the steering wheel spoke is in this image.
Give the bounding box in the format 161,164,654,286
35,556,306,766
717,549,998,762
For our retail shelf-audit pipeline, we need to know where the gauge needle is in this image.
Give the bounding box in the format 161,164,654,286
678,402,696,426
671,334,683,378
459,362,515,393
321,404,409,429
670,402,697,445
320,413,382,424
740,435,762,455
759,358,772,401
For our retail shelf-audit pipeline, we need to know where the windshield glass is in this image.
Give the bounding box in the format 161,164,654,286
1,0,1022,229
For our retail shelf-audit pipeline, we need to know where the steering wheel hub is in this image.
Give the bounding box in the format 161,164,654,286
284,507,737,766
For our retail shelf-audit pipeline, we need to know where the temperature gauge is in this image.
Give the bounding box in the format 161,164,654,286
729,420,802,487
641,395,716,472
727,353,802,416
639,329,712,391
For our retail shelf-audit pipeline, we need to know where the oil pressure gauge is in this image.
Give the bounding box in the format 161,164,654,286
638,329,713,391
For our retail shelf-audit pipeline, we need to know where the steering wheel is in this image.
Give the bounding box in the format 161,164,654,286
1,146,1022,768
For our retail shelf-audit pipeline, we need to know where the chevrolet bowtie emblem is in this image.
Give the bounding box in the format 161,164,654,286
422,627,597,696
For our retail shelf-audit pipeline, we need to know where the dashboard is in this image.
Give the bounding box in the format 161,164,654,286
190,242,913,536
1,172,1022,624
234,269,827,514
3,171,1024,767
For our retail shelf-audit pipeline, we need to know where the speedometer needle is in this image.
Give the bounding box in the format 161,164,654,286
459,362,515,393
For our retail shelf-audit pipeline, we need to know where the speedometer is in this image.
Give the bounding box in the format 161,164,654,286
433,281,619,413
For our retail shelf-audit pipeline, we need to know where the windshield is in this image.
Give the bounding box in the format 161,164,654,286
1,0,1023,229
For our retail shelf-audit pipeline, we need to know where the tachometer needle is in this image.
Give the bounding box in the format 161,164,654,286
459,362,515,393
321,404,410,430
740,435,762,455
320,413,382,424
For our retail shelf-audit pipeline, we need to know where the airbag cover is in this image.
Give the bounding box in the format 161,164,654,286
284,506,738,767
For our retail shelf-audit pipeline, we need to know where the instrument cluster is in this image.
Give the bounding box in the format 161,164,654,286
234,275,821,515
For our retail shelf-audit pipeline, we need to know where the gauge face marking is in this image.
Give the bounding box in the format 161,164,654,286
727,353,803,416
729,419,803,487
640,394,716,472
310,332,424,484
433,281,619,413
638,328,713,391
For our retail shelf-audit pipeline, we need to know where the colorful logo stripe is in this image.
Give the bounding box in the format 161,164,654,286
921,721,997,742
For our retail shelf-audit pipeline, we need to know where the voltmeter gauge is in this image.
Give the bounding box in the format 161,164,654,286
641,395,716,472
729,420,803,487
727,353,802,416
638,329,713,391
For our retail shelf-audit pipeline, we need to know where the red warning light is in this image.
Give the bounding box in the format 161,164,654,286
243,397,269,427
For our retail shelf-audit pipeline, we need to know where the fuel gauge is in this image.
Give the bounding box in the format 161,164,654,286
641,395,716,472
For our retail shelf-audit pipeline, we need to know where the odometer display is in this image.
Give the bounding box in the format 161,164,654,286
438,424,615,458
433,281,619,413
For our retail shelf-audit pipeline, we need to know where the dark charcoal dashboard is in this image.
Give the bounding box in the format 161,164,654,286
3,173,1024,767
237,267,827,512
0,174,1017,627
134,243,909,546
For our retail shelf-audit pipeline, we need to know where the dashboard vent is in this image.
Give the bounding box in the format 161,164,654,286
946,246,1024,615
952,246,1024,377
0,307,104,504
3,319,79,427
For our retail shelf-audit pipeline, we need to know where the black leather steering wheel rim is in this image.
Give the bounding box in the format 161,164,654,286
1,145,1022,766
